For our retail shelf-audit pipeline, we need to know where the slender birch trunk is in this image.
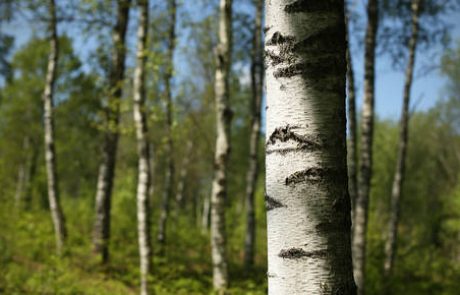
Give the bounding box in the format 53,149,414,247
345,10,358,218
43,0,67,255
93,0,131,263
384,0,422,280
157,0,177,251
210,0,232,292
352,0,379,294
243,0,263,270
175,139,193,206
133,1,151,294
265,1,356,294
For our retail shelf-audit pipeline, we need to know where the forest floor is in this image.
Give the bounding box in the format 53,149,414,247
0,198,268,294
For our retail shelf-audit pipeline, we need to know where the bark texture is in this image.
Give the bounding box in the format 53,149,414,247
265,1,356,294
244,0,263,270
43,0,67,255
384,0,421,280
352,0,378,294
210,0,232,292
93,0,131,263
345,11,358,218
157,0,177,251
133,1,152,294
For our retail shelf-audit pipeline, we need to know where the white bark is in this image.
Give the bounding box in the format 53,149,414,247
265,1,355,294
210,0,232,292
43,0,67,255
133,1,152,294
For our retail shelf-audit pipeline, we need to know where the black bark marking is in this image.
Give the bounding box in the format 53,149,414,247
266,31,295,46
265,194,286,211
278,248,327,259
284,0,334,14
265,33,297,68
266,147,309,155
267,125,321,152
263,26,272,34
265,49,284,66
273,58,341,79
273,62,304,78
285,167,333,185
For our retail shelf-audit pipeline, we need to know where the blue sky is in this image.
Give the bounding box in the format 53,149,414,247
1,1,459,120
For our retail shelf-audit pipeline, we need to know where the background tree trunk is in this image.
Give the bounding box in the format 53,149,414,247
133,0,152,294
352,0,379,294
43,0,67,255
202,193,211,231
157,0,177,252
24,142,39,210
92,0,131,264
384,0,422,281
243,0,263,271
345,10,358,219
175,139,193,206
210,0,232,292
265,1,356,294
14,137,29,208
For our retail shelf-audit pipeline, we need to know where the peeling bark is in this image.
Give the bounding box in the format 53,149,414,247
244,0,263,270
157,0,177,253
133,1,152,294
42,0,67,255
384,0,422,283
93,0,131,263
352,0,379,294
210,0,232,292
265,1,356,294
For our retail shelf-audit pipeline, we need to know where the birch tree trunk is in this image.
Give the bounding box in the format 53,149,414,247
93,0,131,263
133,1,152,294
352,0,378,294
345,10,358,218
43,0,67,255
157,0,177,251
210,0,232,292
243,0,263,270
384,0,421,280
265,1,356,294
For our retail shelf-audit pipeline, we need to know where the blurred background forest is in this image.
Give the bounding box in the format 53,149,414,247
1,0,460,294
